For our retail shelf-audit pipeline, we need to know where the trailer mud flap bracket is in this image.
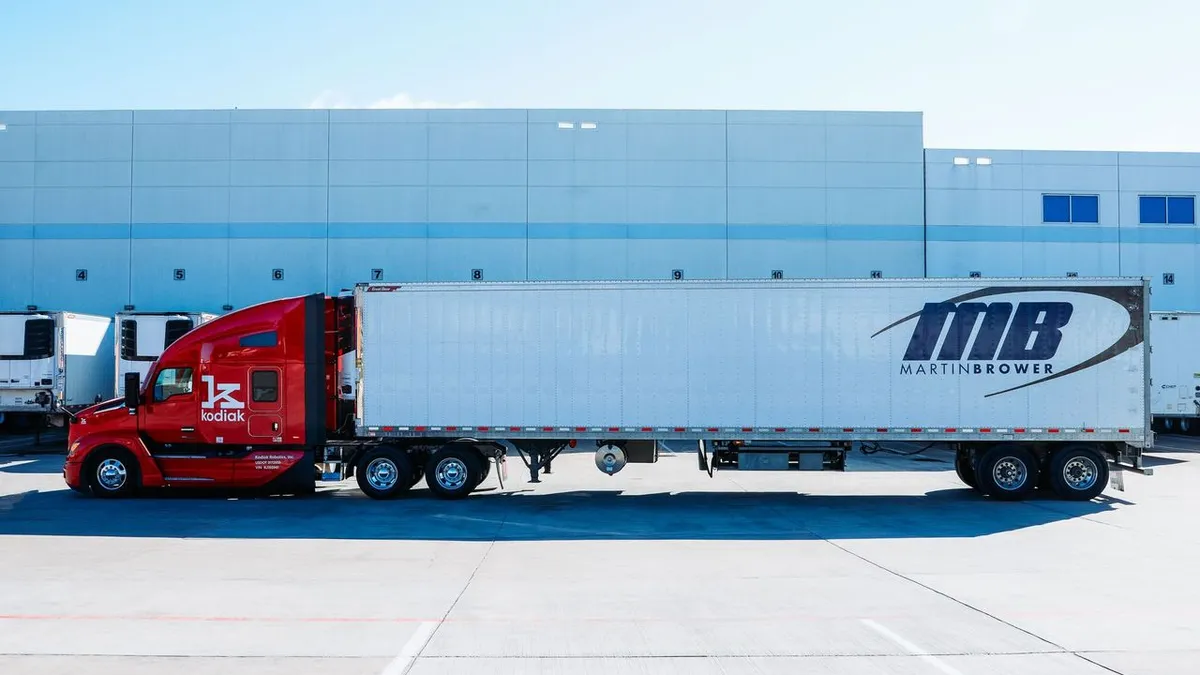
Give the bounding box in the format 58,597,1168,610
698,440,715,477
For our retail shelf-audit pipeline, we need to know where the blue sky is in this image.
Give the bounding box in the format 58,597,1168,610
2,0,1198,151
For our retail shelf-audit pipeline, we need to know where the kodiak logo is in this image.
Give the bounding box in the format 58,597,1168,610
201,375,245,423
873,286,1144,397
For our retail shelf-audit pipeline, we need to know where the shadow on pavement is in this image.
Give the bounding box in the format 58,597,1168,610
0,481,1126,542
0,456,64,474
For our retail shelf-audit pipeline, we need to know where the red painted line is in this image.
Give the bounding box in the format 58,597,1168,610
0,613,442,624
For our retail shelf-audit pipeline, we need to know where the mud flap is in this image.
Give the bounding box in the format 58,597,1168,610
1109,463,1125,492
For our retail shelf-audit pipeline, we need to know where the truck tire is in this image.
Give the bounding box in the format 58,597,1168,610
975,445,1038,500
954,450,977,488
86,447,139,498
1048,446,1108,501
425,445,484,500
355,446,415,500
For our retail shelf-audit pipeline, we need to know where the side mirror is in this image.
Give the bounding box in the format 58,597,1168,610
124,372,141,412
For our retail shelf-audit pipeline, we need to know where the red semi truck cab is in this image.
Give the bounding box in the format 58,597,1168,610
65,294,349,496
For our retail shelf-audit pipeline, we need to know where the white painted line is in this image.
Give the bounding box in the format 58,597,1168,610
0,460,36,470
861,618,963,675
381,620,438,675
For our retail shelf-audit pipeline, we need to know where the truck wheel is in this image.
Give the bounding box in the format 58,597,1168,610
975,446,1038,500
355,446,415,500
1048,446,1109,501
954,450,977,488
425,446,484,500
87,447,139,498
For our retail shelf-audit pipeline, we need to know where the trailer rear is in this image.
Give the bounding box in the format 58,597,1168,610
1149,311,1200,433
2,311,112,431
114,311,216,393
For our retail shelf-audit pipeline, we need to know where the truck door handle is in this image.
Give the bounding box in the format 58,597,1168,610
181,427,195,432
272,422,279,432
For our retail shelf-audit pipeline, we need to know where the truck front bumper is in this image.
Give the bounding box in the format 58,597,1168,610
63,460,87,493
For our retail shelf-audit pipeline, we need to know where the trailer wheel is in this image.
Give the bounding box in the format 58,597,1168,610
425,445,484,500
954,450,977,488
1048,446,1109,501
975,446,1038,500
86,447,139,498
355,446,415,500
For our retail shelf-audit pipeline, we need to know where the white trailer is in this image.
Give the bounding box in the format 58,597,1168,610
0,311,113,431
348,277,1152,501
1150,311,1200,433
114,311,216,393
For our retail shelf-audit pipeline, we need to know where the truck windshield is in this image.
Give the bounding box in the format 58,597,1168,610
0,317,54,360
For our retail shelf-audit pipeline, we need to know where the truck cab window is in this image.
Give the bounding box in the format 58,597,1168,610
251,370,278,402
153,368,194,402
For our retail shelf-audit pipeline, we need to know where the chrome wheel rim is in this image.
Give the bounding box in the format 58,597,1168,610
1062,456,1098,491
991,456,1028,491
435,458,469,491
96,458,127,491
365,457,399,491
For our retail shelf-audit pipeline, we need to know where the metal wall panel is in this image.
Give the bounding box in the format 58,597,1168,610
129,239,229,312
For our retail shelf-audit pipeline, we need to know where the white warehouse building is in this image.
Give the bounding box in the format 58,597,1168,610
0,107,1197,316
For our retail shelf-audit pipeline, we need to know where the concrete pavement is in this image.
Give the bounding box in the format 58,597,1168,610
0,437,1194,674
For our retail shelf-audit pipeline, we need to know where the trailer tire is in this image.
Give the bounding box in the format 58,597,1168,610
975,446,1038,500
355,446,415,500
954,450,977,488
425,446,484,500
86,447,139,498
1048,446,1108,501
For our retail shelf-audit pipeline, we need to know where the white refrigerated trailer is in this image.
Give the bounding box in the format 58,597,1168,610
351,277,1153,501
1150,311,1200,433
0,310,113,431
114,311,216,393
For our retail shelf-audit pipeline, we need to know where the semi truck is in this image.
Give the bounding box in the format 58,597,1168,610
1149,311,1200,433
64,277,1153,502
1,310,113,432
115,311,216,394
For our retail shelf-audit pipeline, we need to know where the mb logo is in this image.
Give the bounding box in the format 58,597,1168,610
201,375,245,423
903,301,1073,362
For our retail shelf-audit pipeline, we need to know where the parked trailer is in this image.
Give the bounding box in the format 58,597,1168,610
1150,311,1200,434
64,277,1152,502
114,311,216,394
1,310,113,432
